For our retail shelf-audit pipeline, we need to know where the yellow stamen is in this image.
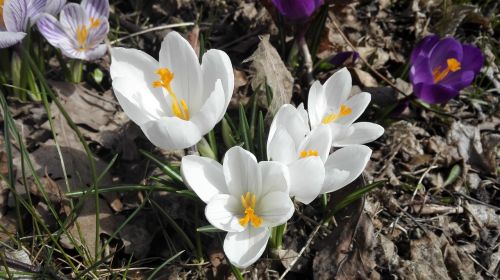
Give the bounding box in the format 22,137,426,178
299,150,319,158
0,0,4,28
432,58,461,84
89,17,100,28
76,25,89,49
152,67,190,120
239,192,262,228
321,104,352,124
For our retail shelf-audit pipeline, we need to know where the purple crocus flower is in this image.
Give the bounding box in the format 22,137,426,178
410,35,484,104
0,0,47,48
36,0,109,60
272,0,324,22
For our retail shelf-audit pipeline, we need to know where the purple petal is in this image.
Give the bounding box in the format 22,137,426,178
429,37,463,70
410,34,439,63
461,44,484,74
272,0,323,21
43,0,67,15
81,0,109,19
36,13,72,48
409,57,433,85
4,0,29,32
414,83,459,104
0,31,26,48
440,70,475,90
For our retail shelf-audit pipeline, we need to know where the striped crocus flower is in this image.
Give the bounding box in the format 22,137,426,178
36,0,109,60
0,0,47,48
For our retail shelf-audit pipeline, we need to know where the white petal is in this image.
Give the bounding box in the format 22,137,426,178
257,191,294,228
181,155,227,203
335,92,371,126
223,146,261,198
296,103,310,128
307,80,327,128
190,79,225,136
333,122,384,146
141,117,202,150
224,227,270,268
326,122,354,144
322,145,371,194
110,47,169,117
288,157,325,204
324,68,352,113
297,125,332,163
159,31,203,113
268,104,309,150
259,161,289,195
0,31,26,48
266,125,296,164
201,49,234,110
112,77,164,125
205,194,245,232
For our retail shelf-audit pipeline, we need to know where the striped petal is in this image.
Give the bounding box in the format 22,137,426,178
0,31,26,48
81,0,109,19
4,0,28,32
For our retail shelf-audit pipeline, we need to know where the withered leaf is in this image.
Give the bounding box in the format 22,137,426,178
244,35,293,115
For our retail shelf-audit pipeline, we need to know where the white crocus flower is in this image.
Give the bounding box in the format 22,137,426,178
267,104,372,203
110,31,234,150
307,67,384,146
181,146,294,268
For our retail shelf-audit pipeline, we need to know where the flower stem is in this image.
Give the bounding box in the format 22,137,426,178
297,34,314,85
230,264,244,280
194,204,204,263
270,223,287,249
70,59,83,83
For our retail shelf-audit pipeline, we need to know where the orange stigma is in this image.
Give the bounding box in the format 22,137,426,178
432,58,461,84
152,68,190,120
299,150,319,158
322,104,352,124
239,192,262,228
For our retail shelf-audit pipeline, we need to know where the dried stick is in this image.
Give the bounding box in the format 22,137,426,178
110,22,195,45
278,223,321,280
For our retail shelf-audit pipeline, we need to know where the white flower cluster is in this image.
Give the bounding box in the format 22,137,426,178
110,32,384,268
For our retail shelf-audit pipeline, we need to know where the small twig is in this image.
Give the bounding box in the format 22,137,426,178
466,253,499,280
397,205,429,235
278,223,321,280
454,192,500,211
328,15,408,97
110,22,195,45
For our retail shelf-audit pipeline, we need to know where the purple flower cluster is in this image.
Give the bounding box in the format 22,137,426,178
410,35,483,104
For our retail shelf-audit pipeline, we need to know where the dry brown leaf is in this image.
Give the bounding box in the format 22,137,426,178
0,151,11,216
60,197,124,259
313,177,379,279
244,35,293,115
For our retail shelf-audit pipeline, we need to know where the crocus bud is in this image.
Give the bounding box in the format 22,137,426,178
271,0,324,22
